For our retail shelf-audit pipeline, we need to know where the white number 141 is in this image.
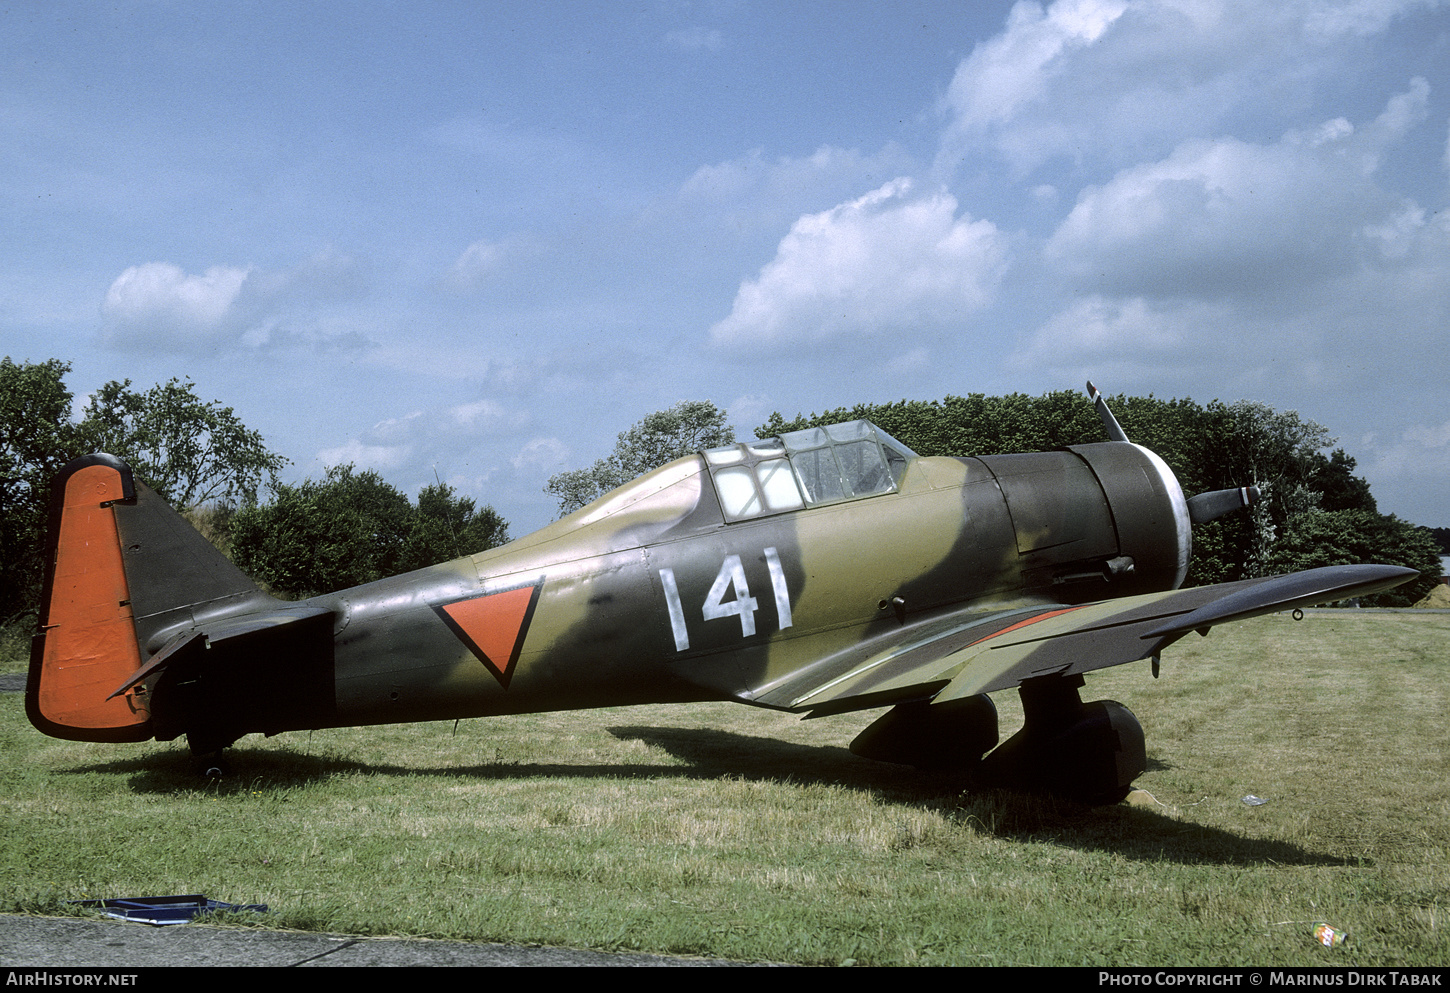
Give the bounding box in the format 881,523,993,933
659,547,792,652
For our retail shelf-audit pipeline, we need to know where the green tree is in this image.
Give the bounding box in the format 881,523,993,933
230,466,509,599
1,360,289,622
756,391,1102,458
0,358,84,622
1430,527,1450,554
1269,510,1442,607
230,466,412,598
400,482,510,574
78,376,288,509
1311,449,1377,514
1203,401,1333,577
546,400,734,517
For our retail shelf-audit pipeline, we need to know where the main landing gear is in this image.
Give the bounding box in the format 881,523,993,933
977,673,1146,806
850,672,1147,805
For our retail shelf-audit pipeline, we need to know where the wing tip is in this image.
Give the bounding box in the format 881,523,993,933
1142,564,1421,640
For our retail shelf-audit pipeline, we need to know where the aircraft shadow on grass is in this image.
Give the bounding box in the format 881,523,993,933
62,726,1363,870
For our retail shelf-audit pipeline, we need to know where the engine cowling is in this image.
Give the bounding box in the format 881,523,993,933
973,441,1191,600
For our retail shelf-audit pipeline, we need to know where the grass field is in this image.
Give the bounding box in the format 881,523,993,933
2,612,1447,966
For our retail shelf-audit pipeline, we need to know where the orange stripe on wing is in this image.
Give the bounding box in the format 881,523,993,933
966,606,1088,648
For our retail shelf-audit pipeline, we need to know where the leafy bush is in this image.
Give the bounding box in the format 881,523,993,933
230,466,509,599
1269,509,1442,606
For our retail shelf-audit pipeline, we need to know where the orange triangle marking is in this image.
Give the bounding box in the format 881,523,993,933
436,582,541,687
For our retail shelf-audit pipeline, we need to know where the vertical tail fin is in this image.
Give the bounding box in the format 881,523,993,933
26,454,270,742
27,456,149,740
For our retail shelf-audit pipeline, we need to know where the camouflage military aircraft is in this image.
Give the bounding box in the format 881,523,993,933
27,385,1415,802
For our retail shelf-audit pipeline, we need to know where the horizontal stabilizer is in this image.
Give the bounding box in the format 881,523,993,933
140,605,336,749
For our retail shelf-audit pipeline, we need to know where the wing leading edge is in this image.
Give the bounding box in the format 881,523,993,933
745,564,1418,717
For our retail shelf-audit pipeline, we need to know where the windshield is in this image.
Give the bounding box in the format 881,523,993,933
703,420,916,522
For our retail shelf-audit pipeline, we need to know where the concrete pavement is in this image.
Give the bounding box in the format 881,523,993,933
0,914,766,967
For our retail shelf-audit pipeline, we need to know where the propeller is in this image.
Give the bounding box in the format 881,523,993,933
1086,381,1128,443
1186,485,1259,525
1087,381,1259,525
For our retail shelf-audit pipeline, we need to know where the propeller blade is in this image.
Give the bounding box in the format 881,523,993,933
1186,486,1260,525
1086,381,1129,443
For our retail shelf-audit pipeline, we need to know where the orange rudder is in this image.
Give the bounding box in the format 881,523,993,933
26,456,152,741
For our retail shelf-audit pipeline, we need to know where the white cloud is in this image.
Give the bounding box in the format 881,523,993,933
672,144,919,249
1353,76,1431,175
1044,80,1432,298
1031,183,1060,205
1373,76,1430,141
1363,201,1426,259
935,0,1129,175
258,249,370,303
681,145,911,202
450,398,528,432
724,393,773,435
934,1,1442,179
1010,294,1229,386
708,178,1009,347
1019,92,1450,398
444,240,505,292
100,252,371,352
1299,0,1443,38
450,399,504,428
317,439,411,471
102,262,251,337
511,437,568,471
664,27,722,52
1021,295,1187,358
1046,137,1353,294
366,411,426,445
680,151,762,201
317,398,528,481
942,0,1128,131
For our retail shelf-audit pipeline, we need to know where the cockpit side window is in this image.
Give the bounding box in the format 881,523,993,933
703,420,916,522
757,458,804,512
883,443,909,485
791,446,844,504
836,440,890,496
711,464,761,519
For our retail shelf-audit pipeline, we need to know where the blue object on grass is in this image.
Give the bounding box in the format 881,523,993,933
71,895,268,925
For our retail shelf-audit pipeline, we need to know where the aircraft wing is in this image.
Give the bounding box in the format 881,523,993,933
745,564,1418,716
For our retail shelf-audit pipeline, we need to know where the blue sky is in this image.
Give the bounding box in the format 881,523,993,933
4,0,1449,536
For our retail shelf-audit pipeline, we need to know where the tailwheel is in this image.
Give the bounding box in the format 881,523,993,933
977,673,1146,805
188,734,233,779
191,752,231,779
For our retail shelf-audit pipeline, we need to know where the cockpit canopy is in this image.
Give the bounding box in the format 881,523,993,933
703,420,917,522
